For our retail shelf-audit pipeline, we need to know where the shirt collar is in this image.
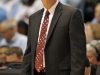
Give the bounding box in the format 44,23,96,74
44,0,59,15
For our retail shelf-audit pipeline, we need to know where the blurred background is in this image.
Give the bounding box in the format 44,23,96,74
0,0,100,75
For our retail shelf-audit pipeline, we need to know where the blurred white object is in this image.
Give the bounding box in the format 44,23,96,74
14,0,43,24
0,0,20,19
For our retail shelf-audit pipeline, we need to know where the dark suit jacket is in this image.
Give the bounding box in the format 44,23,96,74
90,64,97,75
96,65,100,75
21,2,86,75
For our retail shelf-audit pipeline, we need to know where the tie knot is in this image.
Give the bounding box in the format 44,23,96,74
45,10,50,16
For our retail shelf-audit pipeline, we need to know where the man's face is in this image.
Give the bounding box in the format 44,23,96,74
0,24,14,41
0,47,8,64
87,50,98,64
6,53,23,62
85,25,93,41
95,5,100,22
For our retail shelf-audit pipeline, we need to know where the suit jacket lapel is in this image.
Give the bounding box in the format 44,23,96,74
46,2,63,45
31,9,44,53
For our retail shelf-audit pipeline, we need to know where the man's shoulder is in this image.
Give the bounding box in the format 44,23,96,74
62,3,78,14
29,8,44,18
61,3,82,19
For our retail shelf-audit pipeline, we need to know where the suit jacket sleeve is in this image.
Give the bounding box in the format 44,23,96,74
69,9,86,75
21,16,32,75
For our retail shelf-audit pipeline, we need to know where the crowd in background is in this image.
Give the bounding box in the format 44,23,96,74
0,0,100,75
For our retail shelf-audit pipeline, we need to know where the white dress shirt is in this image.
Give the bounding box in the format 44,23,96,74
38,0,59,67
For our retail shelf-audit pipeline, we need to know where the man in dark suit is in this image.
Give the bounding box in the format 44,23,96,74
21,0,86,75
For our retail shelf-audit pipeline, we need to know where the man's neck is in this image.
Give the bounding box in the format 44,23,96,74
41,0,57,10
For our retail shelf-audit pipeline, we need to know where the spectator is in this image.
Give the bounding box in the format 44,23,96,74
6,47,23,62
0,19,27,53
85,63,98,75
92,3,100,24
86,43,100,65
85,57,100,75
85,22,100,43
90,39,100,46
0,46,9,67
85,22,94,43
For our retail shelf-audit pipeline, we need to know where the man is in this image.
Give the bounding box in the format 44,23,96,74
22,0,86,75
92,3,100,24
86,44,100,65
0,19,27,53
0,46,9,67
6,47,23,62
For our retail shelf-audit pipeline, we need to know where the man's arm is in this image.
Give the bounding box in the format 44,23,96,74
69,9,86,75
21,16,32,75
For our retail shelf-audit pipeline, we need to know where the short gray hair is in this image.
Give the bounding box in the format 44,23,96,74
86,44,97,56
90,40,100,52
90,40,100,46
6,20,17,28
1,19,17,29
